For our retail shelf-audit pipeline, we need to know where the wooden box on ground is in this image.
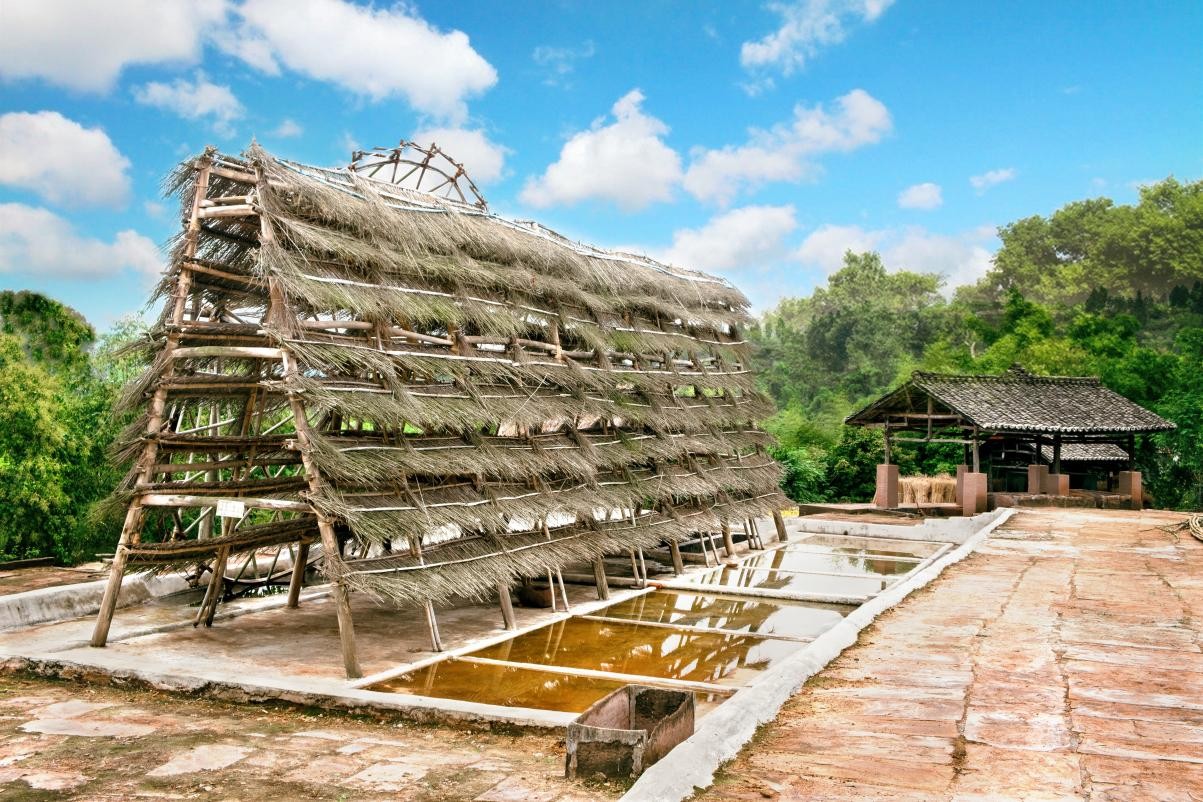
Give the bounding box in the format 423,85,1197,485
565,685,695,780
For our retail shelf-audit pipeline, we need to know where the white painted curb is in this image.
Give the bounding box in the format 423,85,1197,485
0,573,193,631
622,507,1015,802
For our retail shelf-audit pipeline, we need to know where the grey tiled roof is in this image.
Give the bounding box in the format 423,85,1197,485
1039,443,1130,463
847,366,1176,434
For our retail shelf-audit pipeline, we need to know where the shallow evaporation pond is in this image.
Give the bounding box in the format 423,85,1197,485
594,589,853,640
684,564,898,597
366,658,727,715
740,548,916,577
466,615,803,688
794,533,947,559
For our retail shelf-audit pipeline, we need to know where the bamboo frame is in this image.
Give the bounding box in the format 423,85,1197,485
90,144,787,678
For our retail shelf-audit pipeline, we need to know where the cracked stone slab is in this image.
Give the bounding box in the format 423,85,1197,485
147,744,253,777
19,717,156,738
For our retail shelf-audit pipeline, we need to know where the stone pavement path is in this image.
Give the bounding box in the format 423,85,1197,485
0,675,613,801
701,508,1203,802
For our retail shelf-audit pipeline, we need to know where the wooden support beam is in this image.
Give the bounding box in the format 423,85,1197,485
198,204,256,219
170,346,284,360
498,582,517,629
287,542,310,608
424,601,443,651
138,493,311,512
592,559,611,600
721,519,737,557
266,190,362,677
667,540,684,575
772,509,788,543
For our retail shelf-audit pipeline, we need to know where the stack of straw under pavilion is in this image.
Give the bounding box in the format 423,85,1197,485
91,142,786,677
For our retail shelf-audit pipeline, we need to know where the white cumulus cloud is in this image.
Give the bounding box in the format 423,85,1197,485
221,0,497,122
661,205,798,273
269,118,303,139
0,111,131,207
970,167,1016,193
520,90,683,211
134,72,244,137
0,203,161,280
795,223,996,290
741,0,895,77
684,88,891,205
897,182,943,210
411,127,510,185
0,0,224,92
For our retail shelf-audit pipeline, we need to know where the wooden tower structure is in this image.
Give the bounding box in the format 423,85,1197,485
91,143,785,677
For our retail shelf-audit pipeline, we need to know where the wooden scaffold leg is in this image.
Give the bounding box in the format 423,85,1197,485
498,582,517,629
668,540,685,575
424,601,443,651
773,509,789,543
286,542,310,608
721,519,737,558
592,559,610,600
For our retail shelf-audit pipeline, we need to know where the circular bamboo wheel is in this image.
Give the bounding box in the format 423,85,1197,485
349,140,487,209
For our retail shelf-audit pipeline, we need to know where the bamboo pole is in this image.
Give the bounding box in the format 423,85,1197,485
498,582,516,629
592,558,610,599
721,519,737,557
772,509,788,542
92,154,214,648
668,540,684,575
287,542,310,608
424,601,443,651
263,179,363,677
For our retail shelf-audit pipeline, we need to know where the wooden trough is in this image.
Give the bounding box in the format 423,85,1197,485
565,685,695,780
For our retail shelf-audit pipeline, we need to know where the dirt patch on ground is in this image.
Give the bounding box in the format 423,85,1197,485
0,674,623,801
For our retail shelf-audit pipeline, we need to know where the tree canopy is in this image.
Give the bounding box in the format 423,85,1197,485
756,177,1203,509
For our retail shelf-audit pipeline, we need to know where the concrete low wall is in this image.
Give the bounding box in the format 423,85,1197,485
623,508,1016,802
791,506,1009,545
0,572,194,632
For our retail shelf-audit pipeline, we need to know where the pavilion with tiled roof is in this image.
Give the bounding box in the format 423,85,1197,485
845,366,1175,512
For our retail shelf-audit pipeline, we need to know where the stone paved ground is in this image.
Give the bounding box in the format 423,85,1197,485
0,675,614,801
701,508,1203,802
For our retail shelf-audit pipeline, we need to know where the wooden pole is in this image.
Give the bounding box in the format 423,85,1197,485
266,196,362,677
424,601,443,651
971,426,981,474
772,509,788,543
200,546,230,628
92,154,213,648
286,542,310,608
1053,433,1062,475
556,568,571,611
498,582,516,629
721,519,737,558
592,559,611,599
667,541,684,575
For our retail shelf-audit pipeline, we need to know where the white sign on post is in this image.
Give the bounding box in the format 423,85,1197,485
216,499,246,519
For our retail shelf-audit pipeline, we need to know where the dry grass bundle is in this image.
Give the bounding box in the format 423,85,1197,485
899,474,958,505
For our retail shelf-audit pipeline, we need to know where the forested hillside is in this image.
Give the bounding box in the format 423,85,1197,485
757,177,1203,509
0,178,1199,564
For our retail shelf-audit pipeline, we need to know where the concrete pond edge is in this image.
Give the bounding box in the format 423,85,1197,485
621,507,1016,802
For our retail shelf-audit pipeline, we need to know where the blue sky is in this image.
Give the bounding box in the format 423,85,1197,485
1,0,1200,329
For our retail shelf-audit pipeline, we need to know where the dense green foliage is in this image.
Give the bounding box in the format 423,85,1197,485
0,291,143,563
758,178,1203,509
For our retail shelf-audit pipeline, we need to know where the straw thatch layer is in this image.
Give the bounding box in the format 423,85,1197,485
109,144,784,607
